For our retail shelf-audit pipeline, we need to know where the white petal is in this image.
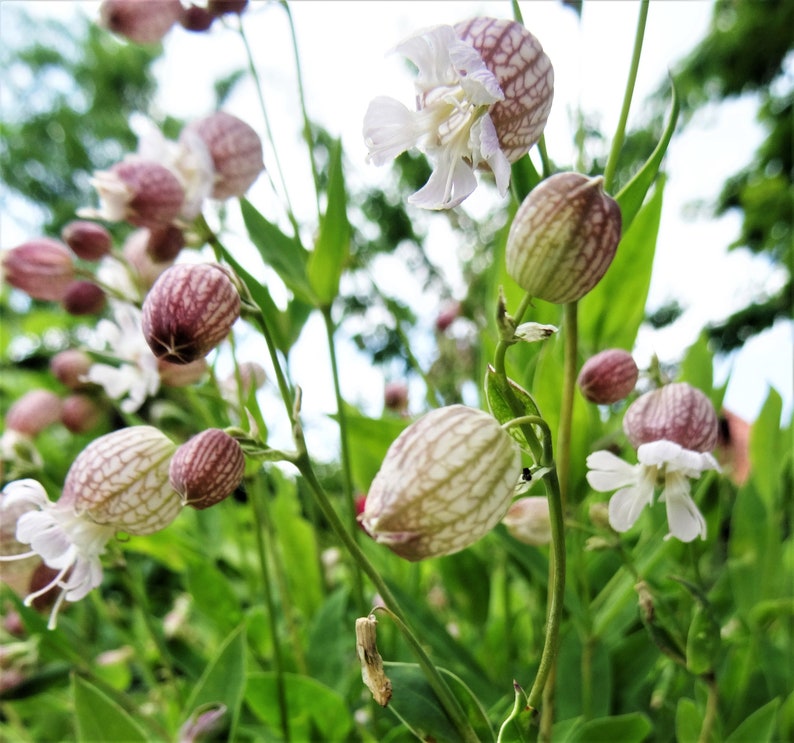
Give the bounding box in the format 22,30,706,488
448,38,503,104
395,26,460,92
637,439,683,466
608,482,653,532
662,474,706,542
671,448,721,477
585,451,640,491
408,148,476,209
63,557,103,601
472,115,511,196
363,97,421,165
2,479,50,509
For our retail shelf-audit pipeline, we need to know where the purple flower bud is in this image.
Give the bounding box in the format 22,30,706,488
5,390,63,436
169,429,245,510
61,394,104,434
207,0,248,16
142,263,241,363
3,239,75,301
180,5,215,32
360,405,520,561
502,496,552,546
623,382,719,453
182,112,264,199
506,173,621,303
383,381,409,414
62,280,107,316
577,349,639,404
99,0,183,44
61,221,112,261
50,349,94,390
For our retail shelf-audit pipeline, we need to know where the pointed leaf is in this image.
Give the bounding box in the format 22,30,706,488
725,698,780,743
73,675,150,743
485,364,541,449
239,198,316,303
308,139,350,305
615,81,680,231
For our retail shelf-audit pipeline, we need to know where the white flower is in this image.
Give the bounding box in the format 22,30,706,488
586,440,720,542
83,302,160,413
0,479,115,629
514,322,558,343
363,25,509,210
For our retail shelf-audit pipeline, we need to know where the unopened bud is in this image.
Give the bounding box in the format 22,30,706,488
122,228,172,289
62,426,180,534
169,429,245,510
142,263,241,363
383,381,409,413
360,405,520,560
506,173,621,303
502,496,552,546
146,224,185,263
61,220,112,261
61,394,104,434
5,390,63,436
623,382,718,453
62,280,107,315
3,239,75,301
577,348,638,404
454,17,554,164
208,0,248,15
50,349,94,390
182,112,264,199
180,5,215,32
99,0,183,44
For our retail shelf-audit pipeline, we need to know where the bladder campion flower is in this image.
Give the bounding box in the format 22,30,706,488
0,426,180,628
577,349,639,405
359,405,520,560
364,18,553,209
586,383,720,542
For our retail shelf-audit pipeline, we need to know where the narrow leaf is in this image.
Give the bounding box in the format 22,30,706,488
308,138,350,305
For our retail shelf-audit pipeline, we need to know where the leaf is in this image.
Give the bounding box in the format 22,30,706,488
579,176,665,352
675,697,703,743
185,561,243,633
615,80,680,231
72,675,151,743
725,698,780,743
383,662,495,743
308,138,350,305
485,364,541,449
184,624,247,738
245,671,353,741
680,333,714,399
566,713,652,743
748,388,785,506
239,198,316,303
341,409,410,492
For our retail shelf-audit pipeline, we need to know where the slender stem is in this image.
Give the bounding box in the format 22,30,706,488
280,0,321,216
697,675,719,743
237,18,301,239
557,302,578,507
602,0,649,193
250,478,291,741
295,453,480,743
321,305,366,612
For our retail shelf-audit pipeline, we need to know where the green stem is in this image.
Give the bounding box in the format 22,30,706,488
280,0,321,216
602,0,649,193
697,675,719,743
557,302,578,507
294,453,480,743
321,305,366,613
237,17,301,240
250,478,292,741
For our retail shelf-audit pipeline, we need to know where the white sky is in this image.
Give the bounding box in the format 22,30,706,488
2,1,792,440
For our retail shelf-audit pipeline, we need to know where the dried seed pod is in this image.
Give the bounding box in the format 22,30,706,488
360,405,520,561
142,263,240,363
454,17,554,163
169,429,245,510
577,349,639,404
181,112,264,199
623,382,719,453
3,239,75,301
506,172,621,303
62,426,180,534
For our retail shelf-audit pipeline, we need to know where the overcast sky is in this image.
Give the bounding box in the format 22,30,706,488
3,1,791,433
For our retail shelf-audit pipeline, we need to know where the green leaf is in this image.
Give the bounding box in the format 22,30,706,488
185,561,243,633
184,624,247,738
239,198,316,303
748,388,785,506
566,713,652,743
615,80,680,231
579,175,665,352
308,138,350,305
342,409,410,492
686,603,721,675
725,698,780,743
484,364,541,449
245,671,353,740
676,697,703,743
383,662,495,743
680,333,714,398
72,675,151,743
